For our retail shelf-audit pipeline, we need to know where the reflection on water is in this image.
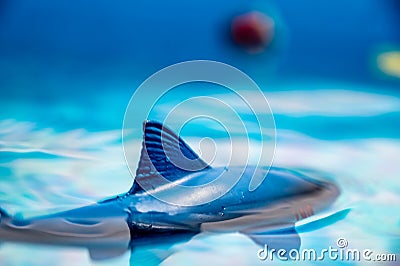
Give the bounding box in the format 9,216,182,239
0,87,399,265
0,120,132,217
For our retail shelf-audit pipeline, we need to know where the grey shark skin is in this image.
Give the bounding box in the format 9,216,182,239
0,121,341,263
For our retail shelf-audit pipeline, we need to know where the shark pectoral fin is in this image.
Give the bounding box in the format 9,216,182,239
296,208,351,233
88,247,128,261
241,224,301,257
129,246,174,266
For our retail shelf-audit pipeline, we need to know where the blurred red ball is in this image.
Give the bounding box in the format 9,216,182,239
231,11,274,54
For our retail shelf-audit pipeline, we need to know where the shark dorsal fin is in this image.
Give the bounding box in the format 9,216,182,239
130,121,211,193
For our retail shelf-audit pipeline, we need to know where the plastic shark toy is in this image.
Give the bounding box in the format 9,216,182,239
0,121,343,263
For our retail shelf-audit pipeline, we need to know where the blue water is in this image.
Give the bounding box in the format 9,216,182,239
1,1,400,265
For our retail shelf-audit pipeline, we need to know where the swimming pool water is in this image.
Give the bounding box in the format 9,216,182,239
0,81,399,265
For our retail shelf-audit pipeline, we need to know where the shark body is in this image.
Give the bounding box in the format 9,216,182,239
0,121,341,262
